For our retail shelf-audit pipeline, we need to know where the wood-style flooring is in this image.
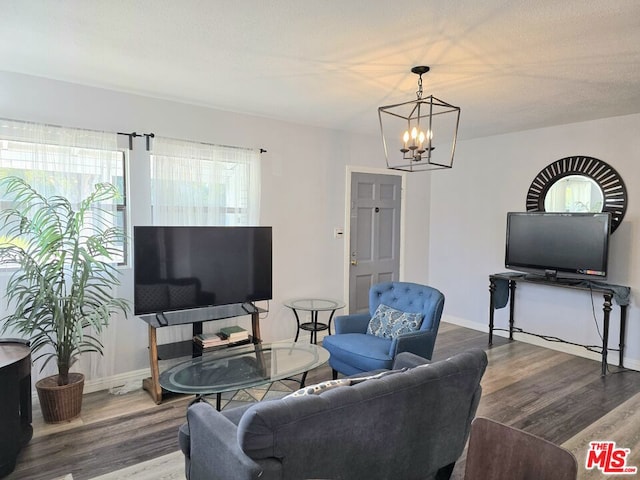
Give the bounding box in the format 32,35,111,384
6,322,640,480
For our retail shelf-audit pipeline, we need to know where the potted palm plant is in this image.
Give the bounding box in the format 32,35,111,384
0,176,129,423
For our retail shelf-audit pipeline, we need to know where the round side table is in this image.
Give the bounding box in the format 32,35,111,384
284,298,345,344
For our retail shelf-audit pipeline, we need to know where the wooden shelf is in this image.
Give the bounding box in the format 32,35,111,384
156,337,253,360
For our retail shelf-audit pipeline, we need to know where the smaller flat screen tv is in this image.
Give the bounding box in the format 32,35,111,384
505,212,611,280
134,226,272,315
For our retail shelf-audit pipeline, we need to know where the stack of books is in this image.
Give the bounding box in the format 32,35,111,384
193,333,229,348
219,325,249,343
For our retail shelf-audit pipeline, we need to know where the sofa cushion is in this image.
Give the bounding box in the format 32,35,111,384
322,332,394,373
366,304,423,339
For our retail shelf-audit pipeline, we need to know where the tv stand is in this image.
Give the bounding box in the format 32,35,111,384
139,303,266,404
489,273,630,376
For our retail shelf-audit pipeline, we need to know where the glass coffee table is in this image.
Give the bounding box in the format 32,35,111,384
159,342,329,410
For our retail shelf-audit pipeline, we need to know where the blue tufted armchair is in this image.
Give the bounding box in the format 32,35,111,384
322,281,445,377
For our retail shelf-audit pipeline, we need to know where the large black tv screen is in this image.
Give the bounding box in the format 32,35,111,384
134,226,272,315
505,212,611,280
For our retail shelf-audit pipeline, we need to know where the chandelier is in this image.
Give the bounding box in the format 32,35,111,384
378,66,460,172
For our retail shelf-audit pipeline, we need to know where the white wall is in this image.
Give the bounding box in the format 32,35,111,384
0,71,432,385
429,113,640,368
7,69,635,386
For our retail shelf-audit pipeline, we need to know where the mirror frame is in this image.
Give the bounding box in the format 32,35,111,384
526,156,627,233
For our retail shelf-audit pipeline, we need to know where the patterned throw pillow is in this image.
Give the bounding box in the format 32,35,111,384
284,379,352,398
366,304,424,339
284,370,406,399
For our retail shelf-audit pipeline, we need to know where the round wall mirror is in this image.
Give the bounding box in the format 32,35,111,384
526,156,627,233
543,175,604,213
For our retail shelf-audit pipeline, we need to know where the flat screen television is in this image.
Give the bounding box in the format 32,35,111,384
134,226,272,315
505,212,611,280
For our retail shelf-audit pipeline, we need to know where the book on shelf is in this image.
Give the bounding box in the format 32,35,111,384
193,333,229,348
219,325,249,342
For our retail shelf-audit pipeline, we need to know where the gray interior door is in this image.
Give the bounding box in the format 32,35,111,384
349,172,402,314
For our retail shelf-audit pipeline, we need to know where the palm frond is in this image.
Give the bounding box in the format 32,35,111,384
0,177,130,384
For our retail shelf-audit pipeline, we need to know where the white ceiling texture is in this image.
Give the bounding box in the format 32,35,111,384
1,0,640,140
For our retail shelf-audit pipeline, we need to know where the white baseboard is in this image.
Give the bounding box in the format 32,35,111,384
84,367,151,394
442,316,640,372
32,367,151,405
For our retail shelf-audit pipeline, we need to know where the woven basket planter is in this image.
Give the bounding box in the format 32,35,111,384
35,373,85,423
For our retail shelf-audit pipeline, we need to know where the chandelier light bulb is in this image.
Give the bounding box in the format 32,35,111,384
401,131,410,153
409,127,419,150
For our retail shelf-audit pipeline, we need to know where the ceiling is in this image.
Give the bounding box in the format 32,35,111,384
2,0,640,140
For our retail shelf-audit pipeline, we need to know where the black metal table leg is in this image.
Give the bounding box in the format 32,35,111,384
619,305,627,368
489,278,496,346
327,309,337,336
508,280,516,340
292,309,301,342
601,293,612,376
311,311,318,344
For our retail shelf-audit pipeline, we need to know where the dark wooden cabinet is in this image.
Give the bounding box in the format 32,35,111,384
0,339,32,478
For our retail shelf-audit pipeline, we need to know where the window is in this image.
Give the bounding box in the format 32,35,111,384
0,119,127,264
150,136,260,226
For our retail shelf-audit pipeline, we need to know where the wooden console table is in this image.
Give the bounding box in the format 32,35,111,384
488,273,630,376
139,303,265,404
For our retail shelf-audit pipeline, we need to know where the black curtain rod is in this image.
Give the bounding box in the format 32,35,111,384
117,131,155,151
117,132,265,153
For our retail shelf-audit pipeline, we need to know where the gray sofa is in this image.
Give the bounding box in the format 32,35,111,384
179,348,488,480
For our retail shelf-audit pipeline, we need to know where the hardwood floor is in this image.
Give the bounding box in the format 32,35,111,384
7,322,640,480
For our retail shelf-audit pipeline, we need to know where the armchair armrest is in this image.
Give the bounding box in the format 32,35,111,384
334,313,371,334
389,329,437,360
186,402,266,480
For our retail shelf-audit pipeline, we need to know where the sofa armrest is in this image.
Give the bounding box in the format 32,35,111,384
334,313,371,334
186,402,267,480
392,351,431,369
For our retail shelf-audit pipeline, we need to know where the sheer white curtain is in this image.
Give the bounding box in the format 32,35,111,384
0,118,125,384
0,119,122,205
149,136,261,345
150,137,261,226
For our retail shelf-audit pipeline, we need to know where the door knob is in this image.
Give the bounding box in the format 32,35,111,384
351,259,358,266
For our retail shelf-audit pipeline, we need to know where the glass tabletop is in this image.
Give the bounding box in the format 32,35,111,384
284,298,345,312
159,342,329,395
